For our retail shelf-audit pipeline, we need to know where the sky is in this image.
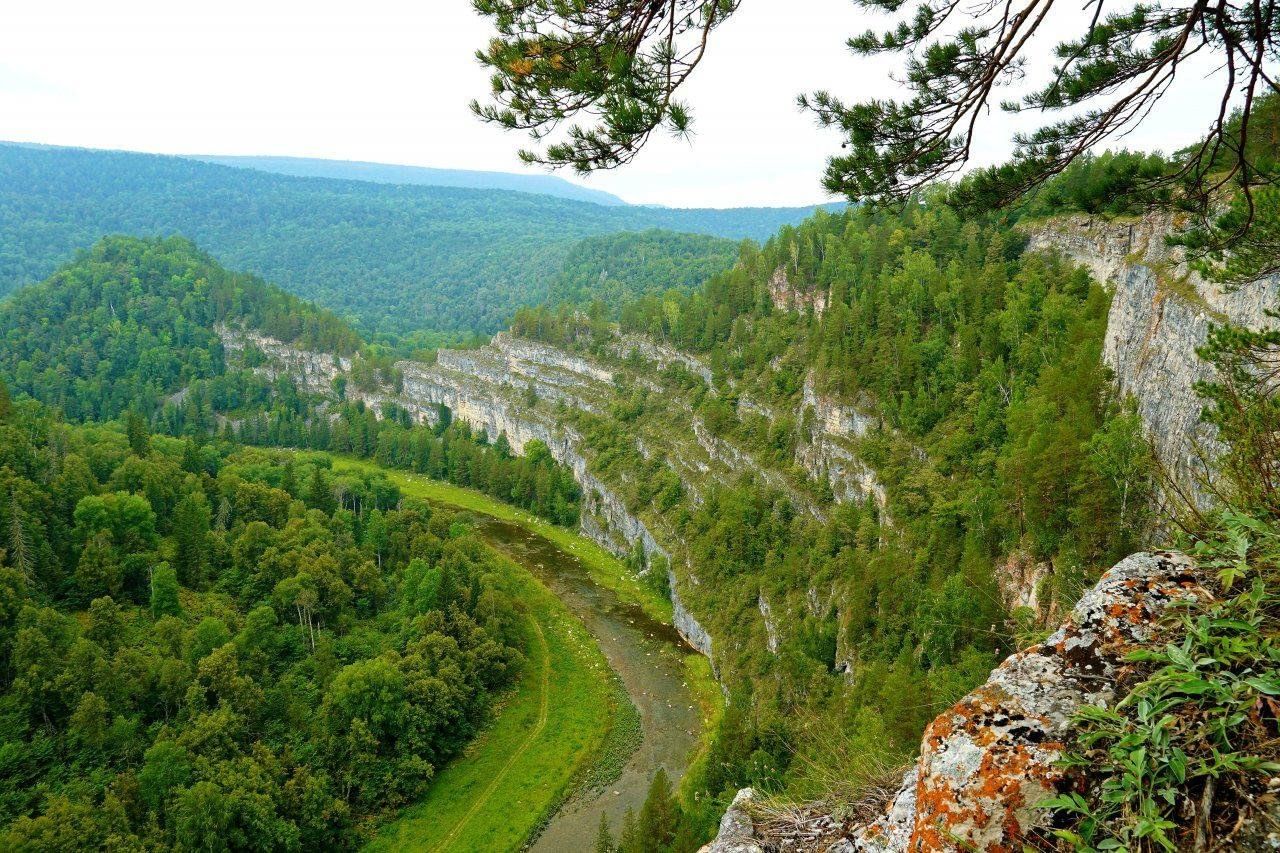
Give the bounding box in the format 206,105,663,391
0,1,1232,208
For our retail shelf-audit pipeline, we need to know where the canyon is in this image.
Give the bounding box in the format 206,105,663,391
221,207,1276,850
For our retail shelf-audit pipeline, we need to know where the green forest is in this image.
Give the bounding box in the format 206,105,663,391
0,236,359,422
0,237,617,849
0,398,529,849
0,144,832,336
0,102,1275,849
545,230,740,314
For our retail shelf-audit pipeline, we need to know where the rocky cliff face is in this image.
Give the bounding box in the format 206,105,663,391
219,324,722,656
221,319,896,665
701,551,1207,853
797,374,887,510
1025,213,1280,499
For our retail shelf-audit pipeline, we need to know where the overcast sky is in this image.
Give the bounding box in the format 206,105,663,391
0,1,1231,207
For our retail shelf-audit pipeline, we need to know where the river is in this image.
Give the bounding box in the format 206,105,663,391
466,513,702,850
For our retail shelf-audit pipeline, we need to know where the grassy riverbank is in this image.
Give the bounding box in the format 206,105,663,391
335,455,725,847
367,558,619,852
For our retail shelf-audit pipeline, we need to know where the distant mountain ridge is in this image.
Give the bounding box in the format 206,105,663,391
0,142,840,335
191,153,630,206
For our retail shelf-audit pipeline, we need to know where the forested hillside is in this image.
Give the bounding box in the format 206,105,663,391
0,236,585,530
509,200,1159,835
0,401,526,849
0,236,359,422
0,144,833,335
545,230,740,313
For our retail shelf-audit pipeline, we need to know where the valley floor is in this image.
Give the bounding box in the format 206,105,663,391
342,461,718,851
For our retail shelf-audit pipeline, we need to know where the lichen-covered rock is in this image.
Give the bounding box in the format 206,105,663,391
849,770,917,851
712,551,1205,852
699,789,765,853
858,550,1203,852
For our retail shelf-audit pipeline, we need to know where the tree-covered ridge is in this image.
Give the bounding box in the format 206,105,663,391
0,143,836,335
0,235,360,423
512,200,1154,835
0,398,526,849
546,230,740,315
0,234,586,532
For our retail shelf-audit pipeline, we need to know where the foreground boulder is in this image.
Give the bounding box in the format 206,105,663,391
702,551,1205,852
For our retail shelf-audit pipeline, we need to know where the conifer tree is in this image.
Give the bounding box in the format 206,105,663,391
617,808,639,853
0,378,13,420
172,493,211,587
637,767,681,852
307,467,337,515
150,562,182,618
475,0,1278,245
125,410,151,457
595,812,616,853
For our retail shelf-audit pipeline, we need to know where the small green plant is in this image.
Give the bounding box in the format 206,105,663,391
1043,513,1280,851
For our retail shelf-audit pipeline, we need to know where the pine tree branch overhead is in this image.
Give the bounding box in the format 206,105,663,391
474,0,1279,216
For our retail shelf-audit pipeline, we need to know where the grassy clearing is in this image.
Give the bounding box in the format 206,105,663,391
366,559,619,852
333,456,673,624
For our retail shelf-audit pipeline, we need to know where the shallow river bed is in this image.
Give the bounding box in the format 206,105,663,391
470,515,702,850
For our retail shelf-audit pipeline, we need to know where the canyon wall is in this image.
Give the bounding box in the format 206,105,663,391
221,320,893,665
699,208,1280,850
220,326,723,656
1025,213,1280,499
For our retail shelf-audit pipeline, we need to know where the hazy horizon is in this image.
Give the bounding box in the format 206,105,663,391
2,1,1236,207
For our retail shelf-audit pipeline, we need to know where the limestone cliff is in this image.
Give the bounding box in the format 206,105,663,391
1024,213,1280,499
219,325,724,656
220,321,893,666
770,266,828,316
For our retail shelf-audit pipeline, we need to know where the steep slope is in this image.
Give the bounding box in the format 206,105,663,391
191,154,629,205
0,143,834,334
545,230,740,311
1024,212,1280,501
215,198,1280,847
213,202,1144,775
701,551,1209,852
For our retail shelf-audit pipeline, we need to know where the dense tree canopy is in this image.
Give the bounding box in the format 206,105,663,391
512,199,1158,841
0,235,359,422
546,229,740,314
0,399,525,849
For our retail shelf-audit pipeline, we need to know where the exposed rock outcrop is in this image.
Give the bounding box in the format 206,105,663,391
770,267,828,316
704,551,1206,852
700,789,765,853
219,322,907,669
1025,213,1280,499
797,373,887,510
612,333,715,385
994,550,1055,624
758,594,780,655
